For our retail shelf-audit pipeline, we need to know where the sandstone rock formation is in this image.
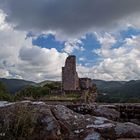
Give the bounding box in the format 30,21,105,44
0,101,140,140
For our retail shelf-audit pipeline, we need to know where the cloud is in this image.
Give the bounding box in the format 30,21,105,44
95,32,116,49
63,39,85,54
19,47,67,81
0,0,140,37
79,57,86,62
85,34,140,81
93,32,117,57
0,11,68,82
0,69,10,78
1,3,140,82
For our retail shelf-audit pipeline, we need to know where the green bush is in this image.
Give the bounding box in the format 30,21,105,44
43,82,61,90
0,92,14,101
15,85,51,100
1,106,36,140
0,82,14,101
0,82,7,93
97,93,140,103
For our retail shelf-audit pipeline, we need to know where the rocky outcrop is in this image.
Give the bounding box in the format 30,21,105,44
67,104,140,125
0,101,140,140
91,105,120,121
115,122,140,138
0,101,61,140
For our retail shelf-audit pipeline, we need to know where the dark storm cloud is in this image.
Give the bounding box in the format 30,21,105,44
0,0,140,35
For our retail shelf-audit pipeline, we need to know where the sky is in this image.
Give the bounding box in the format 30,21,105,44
0,0,140,82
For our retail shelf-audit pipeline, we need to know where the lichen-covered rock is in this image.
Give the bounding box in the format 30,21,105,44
51,105,112,133
91,105,120,121
51,105,140,139
0,101,139,140
0,101,61,140
67,104,120,121
115,122,140,138
81,129,104,140
116,138,140,140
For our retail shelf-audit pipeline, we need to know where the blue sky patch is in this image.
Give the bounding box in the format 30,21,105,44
120,27,140,39
112,27,140,49
32,34,64,52
31,28,140,67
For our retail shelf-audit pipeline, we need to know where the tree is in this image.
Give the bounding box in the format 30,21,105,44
0,82,14,101
0,82,6,93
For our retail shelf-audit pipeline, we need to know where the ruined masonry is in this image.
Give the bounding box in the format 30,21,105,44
62,55,94,91
62,55,79,91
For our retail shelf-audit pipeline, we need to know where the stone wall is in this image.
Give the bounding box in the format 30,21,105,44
62,55,79,91
62,55,97,103
79,78,93,90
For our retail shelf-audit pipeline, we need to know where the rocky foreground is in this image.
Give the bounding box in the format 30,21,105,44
0,101,140,140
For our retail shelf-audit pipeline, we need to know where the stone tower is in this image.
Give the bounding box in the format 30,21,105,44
62,55,79,91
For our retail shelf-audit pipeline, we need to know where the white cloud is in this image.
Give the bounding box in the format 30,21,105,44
82,34,140,81
95,32,116,49
0,69,10,78
63,39,85,54
18,47,67,81
1,7,140,82
0,10,8,30
0,11,68,82
93,32,117,57
79,57,85,62
1,0,140,38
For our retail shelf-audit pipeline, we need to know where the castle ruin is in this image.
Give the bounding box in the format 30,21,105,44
62,55,79,91
62,55,94,91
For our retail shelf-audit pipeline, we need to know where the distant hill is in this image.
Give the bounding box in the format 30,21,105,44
93,79,140,96
118,80,140,98
38,80,59,87
93,79,140,102
93,79,125,92
0,78,60,94
0,78,140,102
0,78,36,94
